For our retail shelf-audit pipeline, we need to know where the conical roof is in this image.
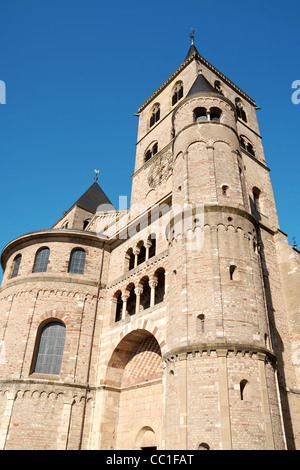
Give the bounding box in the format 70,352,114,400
186,71,219,97
74,181,114,213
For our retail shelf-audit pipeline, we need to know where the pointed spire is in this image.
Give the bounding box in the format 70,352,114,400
185,27,200,61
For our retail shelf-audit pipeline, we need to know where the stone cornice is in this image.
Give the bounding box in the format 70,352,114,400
138,52,256,113
163,342,277,364
0,273,100,295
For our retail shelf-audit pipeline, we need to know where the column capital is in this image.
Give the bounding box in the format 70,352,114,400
149,280,158,289
135,287,143,296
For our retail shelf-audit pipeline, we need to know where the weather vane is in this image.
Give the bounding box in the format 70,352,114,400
190,27,196,45
94,169,100,181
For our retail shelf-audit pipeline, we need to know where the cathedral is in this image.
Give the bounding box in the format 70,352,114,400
0,38,299,451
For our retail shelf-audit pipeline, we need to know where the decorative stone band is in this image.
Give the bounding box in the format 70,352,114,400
162,342,277,366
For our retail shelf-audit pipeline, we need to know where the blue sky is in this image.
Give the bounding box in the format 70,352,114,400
0,0,299,280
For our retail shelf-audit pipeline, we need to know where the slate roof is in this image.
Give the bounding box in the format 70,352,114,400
186,71,219,97
74,181,114,213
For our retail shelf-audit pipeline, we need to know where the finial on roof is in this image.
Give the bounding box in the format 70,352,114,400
190,27,196,45
293,237,297,248
94,169,100,182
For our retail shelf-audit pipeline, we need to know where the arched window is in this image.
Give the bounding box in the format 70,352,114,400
126,283,136,316
246,142,255,156
83,218,91,230
240,379,248,400
222,185,229,196
126,247,135,271
229,264,237,280
140,277,151,310
210,107,222,122
145,142,158,162
150,104,160,127
252,187,261,212
11,254,22,279
114,291,123,322
197,314,205,333
137,243,146,265
198,442,210,450
194,107,207,122
236,98,247,122
148,234,156,259
33,247,50,273
154,268,165,305
33,321,66,375
68,248,86,274
172,81,183,106
145,149,152,162
240,136,255,156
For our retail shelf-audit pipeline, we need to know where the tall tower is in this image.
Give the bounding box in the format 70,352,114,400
0,38,299,450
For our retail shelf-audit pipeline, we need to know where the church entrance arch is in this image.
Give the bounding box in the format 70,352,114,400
102,329,163,449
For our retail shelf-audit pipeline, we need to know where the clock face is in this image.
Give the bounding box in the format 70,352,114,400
148,152,173,188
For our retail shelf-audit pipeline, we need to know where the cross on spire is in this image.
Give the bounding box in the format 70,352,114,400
190,27,196,45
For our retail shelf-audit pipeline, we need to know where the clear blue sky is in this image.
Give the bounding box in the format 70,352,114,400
0,0,299,280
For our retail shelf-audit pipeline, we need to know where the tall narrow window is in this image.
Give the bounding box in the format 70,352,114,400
154,268,165,305
150,104,160,127
172,82,183,106
33,321,66,375
115,291,123,322
68,248,86,274
145,150,152,162
236,99,247,122
137,244,146,265
148,235,156,259
229,265,237,280
11,254,22,279
33,248,50,273
240,379,248,400
253,187,261,212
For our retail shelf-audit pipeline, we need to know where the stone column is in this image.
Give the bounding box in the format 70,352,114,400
133,248,140,268
149,280,158,308
121,294,129,320
145,240,152,261
135,288,143,314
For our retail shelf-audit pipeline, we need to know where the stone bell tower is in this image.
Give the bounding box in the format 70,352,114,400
131,36,299,449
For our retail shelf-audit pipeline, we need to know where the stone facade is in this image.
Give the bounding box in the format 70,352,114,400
0,43,299,450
